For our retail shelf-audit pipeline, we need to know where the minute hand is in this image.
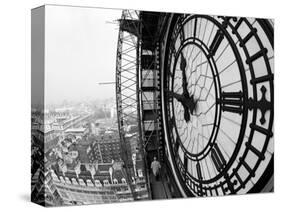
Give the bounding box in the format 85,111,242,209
180,52,190,97
180,53,197,113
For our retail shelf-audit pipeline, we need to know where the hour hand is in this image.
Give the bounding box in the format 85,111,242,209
180,52,187,71
168,90,185,103
168,91,191,122
184,107,191,122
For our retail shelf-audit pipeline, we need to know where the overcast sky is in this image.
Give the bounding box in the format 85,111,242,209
45,5,121,105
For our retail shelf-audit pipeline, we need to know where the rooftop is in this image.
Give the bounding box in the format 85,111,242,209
65,128,86,133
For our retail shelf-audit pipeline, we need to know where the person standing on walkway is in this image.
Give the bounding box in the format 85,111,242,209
151,157,161,181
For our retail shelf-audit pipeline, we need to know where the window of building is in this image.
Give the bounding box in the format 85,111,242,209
113,178,118,184
138,169,143,178
121,178,126,184
94,180,102,187
103,180,109,186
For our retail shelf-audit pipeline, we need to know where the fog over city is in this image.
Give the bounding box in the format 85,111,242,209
32,6,151,206
45,6,121,105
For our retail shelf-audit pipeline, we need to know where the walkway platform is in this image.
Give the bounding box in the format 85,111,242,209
149,168,172,199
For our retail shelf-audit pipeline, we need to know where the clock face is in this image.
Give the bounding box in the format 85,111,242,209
162,14,274,196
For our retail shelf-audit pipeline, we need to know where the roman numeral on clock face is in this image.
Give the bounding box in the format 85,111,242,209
179,28,184,43
209,29,224,56
218,91,244,115
184,155,188,173
193,18,198,39
211,143,226,172
196,162,203,180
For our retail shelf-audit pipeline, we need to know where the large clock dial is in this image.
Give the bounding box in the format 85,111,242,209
162,14,274,196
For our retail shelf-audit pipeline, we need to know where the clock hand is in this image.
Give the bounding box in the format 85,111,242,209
168,90,193,122
184,106,191,122
168,54,197,123
179,52,198,114
180,52,190,98
168,90,185,103
187,94,197,115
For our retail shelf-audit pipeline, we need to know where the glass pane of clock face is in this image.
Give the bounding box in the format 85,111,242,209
163,14,274,196
173,44,216,156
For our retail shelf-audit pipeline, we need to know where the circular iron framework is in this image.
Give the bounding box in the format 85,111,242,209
161,14,274,197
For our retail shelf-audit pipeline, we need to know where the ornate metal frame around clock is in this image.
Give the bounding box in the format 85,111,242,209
161,14,274,197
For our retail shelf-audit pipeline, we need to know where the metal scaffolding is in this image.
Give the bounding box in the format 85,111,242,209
115,10,150,200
